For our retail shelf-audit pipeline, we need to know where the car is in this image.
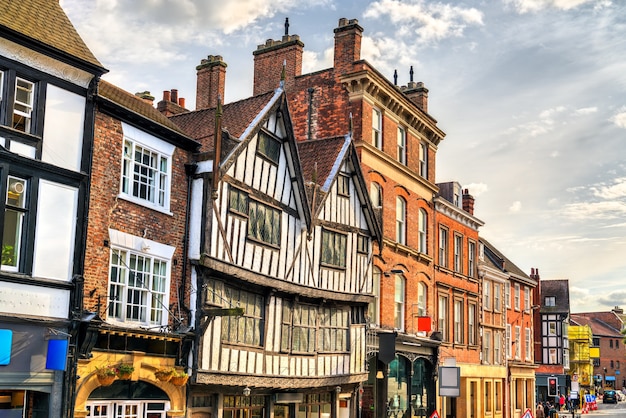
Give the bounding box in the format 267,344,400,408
603,390,618,404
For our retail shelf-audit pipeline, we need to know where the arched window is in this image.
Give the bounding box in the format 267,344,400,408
368,267,381,325
396,197,406,245
370,182,382,208
418,208,427,253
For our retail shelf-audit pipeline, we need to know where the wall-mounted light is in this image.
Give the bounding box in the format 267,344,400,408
335,386,342,394
243,386,251,397
376,370,384,379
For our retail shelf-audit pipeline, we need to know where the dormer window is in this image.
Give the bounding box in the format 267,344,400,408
257,131,281,164
337,174,350,197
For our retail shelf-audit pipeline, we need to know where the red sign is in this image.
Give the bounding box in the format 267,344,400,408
429,411,440,418
521,408,533,418
418,316,431,332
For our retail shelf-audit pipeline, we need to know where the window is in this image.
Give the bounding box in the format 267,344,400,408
337,174,350,197
514,283,520,310
321,229,346,268
548,322,557,336
593,337,600,346
515,326,521,359
370,182,382,208
368,267,381,325
494,283,501,312
394,275,405,330
525,328,532,360
438,295,448,341
453,234,463,273
468,303,476,345
610,339,613,348
257,131,281,164
298,394,331,418
282,303,316,353
505,282,511,308
417,282,427,317
357,234,369,254
548,348,557,364
2,176,27,272
228,187,248,215
13,78,34,133
439,227,448,267
418,208,427,253
611,360,614,368
524,286,530,310
396,197,406,245
483,330,491,364
397,126,406,164
494,332,501,364
372,108,382,149
221,287,264,346
468,241,475,277
249,200,281,246
483,281,491,310
223,395,265,418
506,324,511,358
108,248,169,326
121,137,171,209
454,299,463,344
419,142,428,178
545,296,556,307
319,307,349,352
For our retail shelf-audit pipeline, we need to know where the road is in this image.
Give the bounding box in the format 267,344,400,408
571,400,626,418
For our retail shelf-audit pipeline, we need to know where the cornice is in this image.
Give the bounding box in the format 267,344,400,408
435,197,484,230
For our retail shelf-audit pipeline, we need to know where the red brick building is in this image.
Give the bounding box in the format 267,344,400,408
75,81,199,417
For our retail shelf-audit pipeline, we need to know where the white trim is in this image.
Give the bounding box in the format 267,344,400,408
108,228,176,259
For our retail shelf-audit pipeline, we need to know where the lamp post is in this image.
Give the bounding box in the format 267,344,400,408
603,367,607,390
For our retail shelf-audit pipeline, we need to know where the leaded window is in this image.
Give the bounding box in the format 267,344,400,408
248,200,281,246
221,287,264,346
257,131,281,164
321,229,346,268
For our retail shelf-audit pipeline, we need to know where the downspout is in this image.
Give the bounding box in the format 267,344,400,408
180,162,198,323
307,87,314,140
211,96,223,200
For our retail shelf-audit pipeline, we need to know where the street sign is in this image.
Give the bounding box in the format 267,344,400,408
521,408,533,418
429,411,440,418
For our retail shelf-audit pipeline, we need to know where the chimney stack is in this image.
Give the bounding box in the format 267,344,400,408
157,89,188,116
253,18,304,95
333,18,363,75
196,55,227,110
462,188,475,215
404,80,429,113
135,91,155,106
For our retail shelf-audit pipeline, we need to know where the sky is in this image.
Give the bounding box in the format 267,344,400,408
59,0,626,314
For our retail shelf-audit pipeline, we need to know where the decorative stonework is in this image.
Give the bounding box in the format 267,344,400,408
0,38,92,88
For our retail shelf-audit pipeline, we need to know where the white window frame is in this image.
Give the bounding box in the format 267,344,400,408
505,282,511,308
372,108,382,149
525,328,532,360
506,324,512,358
524,286,531,311
515,326,521,359
2,176,27,272
484,330,491,364
494,283,501,312
119,122,174,212
394,274,405,331
439,227,448,268
468,303,476,345
13,77,34,133
397,126,406,164
453,234,463,273
418,208,427,254
396,197,406,245
514,283,520,310
484,281,491,310
419,142,427,178
454,299,463,344
417,282,427,317
370,182,382,208
106,229,174,328
494,332,501,365
438,294,448,341
468,240,475,277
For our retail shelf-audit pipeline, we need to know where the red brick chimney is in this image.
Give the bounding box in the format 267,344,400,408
253,18,304,95
462,188,475,215
157,89,188,116
134,91,155,106
333,18,363,75
404,81,429,113
196,55,227,110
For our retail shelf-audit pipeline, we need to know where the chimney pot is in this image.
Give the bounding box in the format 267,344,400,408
163,90,171,102
171,89,178,103
179,97,185,108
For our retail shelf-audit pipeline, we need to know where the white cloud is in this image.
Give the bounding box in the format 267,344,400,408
611,106,626,128
504,0,607,14
509,201,522,212
562,201,626,220
364,0,483,45
591,177,626,199
574,107,598,115
464,182,489,197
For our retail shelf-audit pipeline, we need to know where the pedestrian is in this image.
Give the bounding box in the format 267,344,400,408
559,393,565,411
536,402,545,418
543,401,551,418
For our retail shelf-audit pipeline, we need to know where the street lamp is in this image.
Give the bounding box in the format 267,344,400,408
603,367,607,389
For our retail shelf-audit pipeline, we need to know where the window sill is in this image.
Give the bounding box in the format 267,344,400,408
117,194,173,216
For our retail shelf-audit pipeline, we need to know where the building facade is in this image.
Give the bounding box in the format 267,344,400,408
0,1,105,416
73,81,199,417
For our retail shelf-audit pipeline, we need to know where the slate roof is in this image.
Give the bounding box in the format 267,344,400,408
479,237,535,286
170,91,277,152
0,0,105,73
98,80,199,150
540,279,570,313
570,313,622,337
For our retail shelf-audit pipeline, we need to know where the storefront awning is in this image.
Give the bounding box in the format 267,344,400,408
605,376,616,381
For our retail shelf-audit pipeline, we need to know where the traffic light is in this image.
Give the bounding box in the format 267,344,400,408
548,377,558,397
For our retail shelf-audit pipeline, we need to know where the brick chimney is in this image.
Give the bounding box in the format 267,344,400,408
196,55,227,110
135,91,155,106
253,18,304,95
404,81,429,113
333,18,363,75
157,89,188,116
462,188,475,215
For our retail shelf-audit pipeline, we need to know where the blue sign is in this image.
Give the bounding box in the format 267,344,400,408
0,329,12,365
46,339,68,370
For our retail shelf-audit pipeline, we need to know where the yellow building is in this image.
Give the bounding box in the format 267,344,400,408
568,324,594,393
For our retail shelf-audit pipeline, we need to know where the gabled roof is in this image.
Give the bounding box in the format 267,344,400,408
297,135,382,243
540,279,570,314
170,91,277,152
570,313,622,338
0,0,105,74
480,237,535,286
98,80,199,151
